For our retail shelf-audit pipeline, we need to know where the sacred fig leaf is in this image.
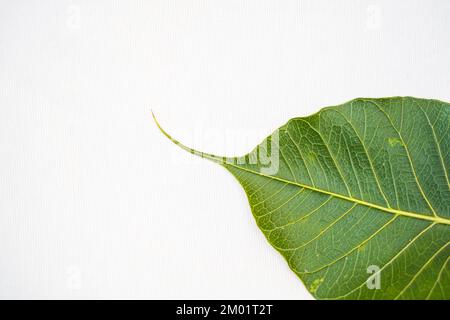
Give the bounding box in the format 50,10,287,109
153,97,450,300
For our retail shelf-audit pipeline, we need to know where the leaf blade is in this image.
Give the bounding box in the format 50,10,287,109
155,97,450,299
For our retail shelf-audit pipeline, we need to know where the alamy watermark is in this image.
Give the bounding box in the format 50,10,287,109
366,265,381,290
66,265,82,291
366,5,382,30
66,4,81,30
167,125,280,175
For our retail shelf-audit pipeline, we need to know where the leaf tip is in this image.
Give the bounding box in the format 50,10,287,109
151,110,175,144
150,110,224,164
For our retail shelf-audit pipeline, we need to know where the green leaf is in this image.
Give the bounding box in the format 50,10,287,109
154,97,450,300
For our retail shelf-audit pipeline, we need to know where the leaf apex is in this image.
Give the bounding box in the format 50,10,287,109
152,111,226,165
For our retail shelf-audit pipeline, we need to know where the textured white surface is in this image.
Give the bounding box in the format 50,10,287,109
0,0,449,299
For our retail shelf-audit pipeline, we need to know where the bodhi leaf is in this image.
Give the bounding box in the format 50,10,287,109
154,97,450,300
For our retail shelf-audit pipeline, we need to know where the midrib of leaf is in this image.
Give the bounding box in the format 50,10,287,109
223,163,450,225
152,112,450,226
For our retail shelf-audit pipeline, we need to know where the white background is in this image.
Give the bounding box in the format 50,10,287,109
0,0,449,299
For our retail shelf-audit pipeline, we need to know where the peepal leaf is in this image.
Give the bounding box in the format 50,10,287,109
154,97,450,300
